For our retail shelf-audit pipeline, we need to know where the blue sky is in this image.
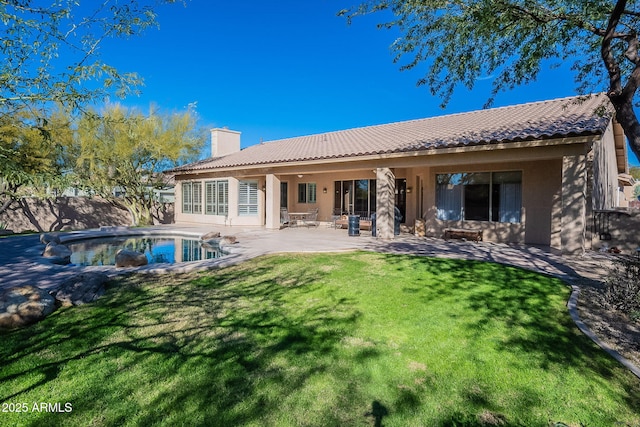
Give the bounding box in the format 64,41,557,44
100,1,640,166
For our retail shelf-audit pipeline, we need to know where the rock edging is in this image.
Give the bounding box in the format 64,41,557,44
567,285,640,380
0,286,56,330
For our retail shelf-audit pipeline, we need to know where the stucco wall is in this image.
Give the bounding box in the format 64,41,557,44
588,209,640,255
175,177,266,227
173,135,602,254
421,159,563,247
175,169,384,227
175,157,575,250
0,197,173,233
591,121,620,210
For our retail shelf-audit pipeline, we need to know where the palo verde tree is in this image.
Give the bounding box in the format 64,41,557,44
340,0,640,162
0,0,183,214
0,107,73,215
0,0,182,114
74,104,204,226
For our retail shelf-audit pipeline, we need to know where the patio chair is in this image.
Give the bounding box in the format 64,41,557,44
280,208,290,227
305,208,319,227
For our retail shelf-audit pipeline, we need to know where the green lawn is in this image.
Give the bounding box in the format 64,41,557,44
1,252,639,426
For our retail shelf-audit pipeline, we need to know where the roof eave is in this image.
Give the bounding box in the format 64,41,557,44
173,133,602,175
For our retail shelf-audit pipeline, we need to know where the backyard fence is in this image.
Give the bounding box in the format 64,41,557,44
0,197,174,233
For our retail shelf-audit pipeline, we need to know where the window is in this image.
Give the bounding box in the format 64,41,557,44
436,172,522,223
238,180,258,215
436,175,462,221
205,180,229,215
297,182,317,204
181,181,202,214
182,182,192,214
333,179,376,217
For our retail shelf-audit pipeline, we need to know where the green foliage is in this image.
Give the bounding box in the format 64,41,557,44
341,1,619,107
0,0,183,115
1,253,638,426
340,1,640,160
74,104,204,225
0,1,187,216
0,107,73,212
626,167,638,199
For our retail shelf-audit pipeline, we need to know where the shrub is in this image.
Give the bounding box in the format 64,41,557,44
604,255,640,317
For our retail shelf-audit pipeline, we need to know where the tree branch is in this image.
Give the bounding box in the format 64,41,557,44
624,33,640,64
602,0,628,98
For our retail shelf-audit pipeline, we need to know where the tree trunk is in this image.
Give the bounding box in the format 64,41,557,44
0,182,21,216
123,198,154,227
601,0,640,162
0,197,14,216
608,93,640,163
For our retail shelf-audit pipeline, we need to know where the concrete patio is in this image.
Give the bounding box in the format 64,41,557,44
0,225,612,292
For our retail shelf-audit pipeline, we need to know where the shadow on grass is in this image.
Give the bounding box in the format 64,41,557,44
371,252,640,426
1,252,639,426
0,255,371,426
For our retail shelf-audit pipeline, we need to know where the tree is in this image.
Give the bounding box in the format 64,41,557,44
0,0,182,115
0,0,184,216
74,104,204,226
340,0,640,162
0,107,73,214
631,166,640,199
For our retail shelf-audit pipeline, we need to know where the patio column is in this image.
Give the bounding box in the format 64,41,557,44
376,167,396,239
561,154,587,255
265,174,281,230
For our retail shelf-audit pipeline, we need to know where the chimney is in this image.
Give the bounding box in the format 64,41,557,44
211,128,241,158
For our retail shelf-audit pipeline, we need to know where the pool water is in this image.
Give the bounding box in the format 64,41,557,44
67,236,225,266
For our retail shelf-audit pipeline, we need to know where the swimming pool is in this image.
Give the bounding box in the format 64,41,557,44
67,235,225,266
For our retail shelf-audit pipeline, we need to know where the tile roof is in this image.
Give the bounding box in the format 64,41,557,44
172,94,613,173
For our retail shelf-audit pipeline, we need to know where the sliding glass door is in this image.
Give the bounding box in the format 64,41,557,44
334,179,376,217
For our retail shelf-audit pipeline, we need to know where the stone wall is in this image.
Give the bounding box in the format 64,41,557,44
589,209,640,255
0,197,174,233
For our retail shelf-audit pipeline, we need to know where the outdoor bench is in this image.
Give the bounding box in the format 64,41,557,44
335,217,372,231
444,228,483,242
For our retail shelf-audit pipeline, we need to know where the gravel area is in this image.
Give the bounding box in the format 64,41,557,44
578,282,640,368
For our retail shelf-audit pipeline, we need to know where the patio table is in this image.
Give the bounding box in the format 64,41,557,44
288,212,310,227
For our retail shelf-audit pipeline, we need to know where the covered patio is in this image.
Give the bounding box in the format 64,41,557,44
170,95,634,254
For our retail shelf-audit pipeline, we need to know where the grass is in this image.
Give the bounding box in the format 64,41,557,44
1,252,639,426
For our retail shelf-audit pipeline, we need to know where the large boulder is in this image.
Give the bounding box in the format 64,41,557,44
40,232,61,245
0,286,57,330
115,249,148,268
42,242,72,265
201,231,221,241
220,235,237,245
52,272,110,306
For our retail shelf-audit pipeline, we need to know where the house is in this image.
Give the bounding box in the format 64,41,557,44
170,94,633,255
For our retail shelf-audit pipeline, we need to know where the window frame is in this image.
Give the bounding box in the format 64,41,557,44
205,180,229,216
297,182,317,204
238,180,259,216
435,171,522,223
181,181,202,214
